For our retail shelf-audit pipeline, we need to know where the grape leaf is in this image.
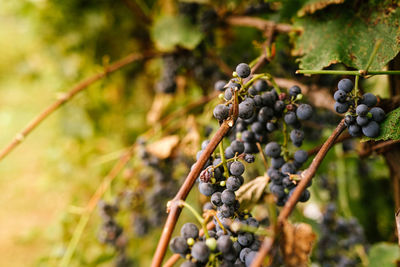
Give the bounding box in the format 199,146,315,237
368,242,400,267
362,107,400,142
293,3,400,70
297,0,346,17
151,15,203,51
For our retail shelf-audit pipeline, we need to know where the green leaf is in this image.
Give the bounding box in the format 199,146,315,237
151,15,203,51
368,242,400,267
293,3,400,70
362,107,400,142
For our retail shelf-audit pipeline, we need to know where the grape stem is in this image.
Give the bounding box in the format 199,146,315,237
296,69,400,76
256,142,269,171
219,141,230,179
250,119,347,267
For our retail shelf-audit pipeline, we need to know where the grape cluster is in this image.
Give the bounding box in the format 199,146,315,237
128,142,180,236
98,201,133,267
333,78,386,137
315,204,367,267
215,63,314,205
172,145,262,266
156,54,180,94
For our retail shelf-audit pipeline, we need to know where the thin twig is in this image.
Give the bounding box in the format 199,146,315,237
358,139,400,158
0,51,156,162
225,16,297,34
59,145,136,267
251,119,347,267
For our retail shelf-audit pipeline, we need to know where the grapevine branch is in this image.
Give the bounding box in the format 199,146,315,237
225,16,297,34
0,51,156,162
251,119,347,267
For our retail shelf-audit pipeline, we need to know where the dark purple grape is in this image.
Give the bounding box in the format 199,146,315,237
370,107,385,122
254,80,268,92
356,104,368,116
236,63,251,78
289,85,301,97
334,102,349,114
356,116,369,126
214,104,230,121
191,241,210,262
221,189,236,205
334,90,348,103
211,192,223,207
294,150,308,164
338,79,353,93
215,80,226,91
230,161,245,176
226,176,242,191
231,140,245,154
264,142,281,158
170,236,189,254
217,235,233,253
296,104,313,120
361,93,377,107
284,111,297,125
181,223,199,240
362,121,380,138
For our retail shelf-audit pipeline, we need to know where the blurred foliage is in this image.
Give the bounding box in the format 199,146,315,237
0,0,399,266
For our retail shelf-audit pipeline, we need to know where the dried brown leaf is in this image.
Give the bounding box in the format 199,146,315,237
236,176,269,210
282,221,316,267
146,135,180,159
180,115,200,157
146,93,173,125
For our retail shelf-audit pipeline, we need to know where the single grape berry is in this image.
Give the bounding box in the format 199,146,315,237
191,241,210,262
265,142,281,158
370,107,385,122
348,124,361,137
356,104,368,116
181,223,199,240
356,116,369,126
224,88,233,100
281,162,296,174
284,111,297,125
236,63,251,78
334,90,348,103
226,176,242,191
239,99,255,119
244,154,255,163
271,156,285,169
362,121,380,138
361,93,377,107
211,192,222,207
338,78,353,93
214,80,226,91
221,189,236,205
334,102,349,114
230,161,245,176
294,150,308,164
254,79,268,92
266,122,277,132
290,129,304,147
238,232,254,246
170,236,189,254
217,235,233,253
240,248,252,262
296,104,313,120
289,85,301,97
231,140,245,154
213,104,230,121
199,182,216,196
